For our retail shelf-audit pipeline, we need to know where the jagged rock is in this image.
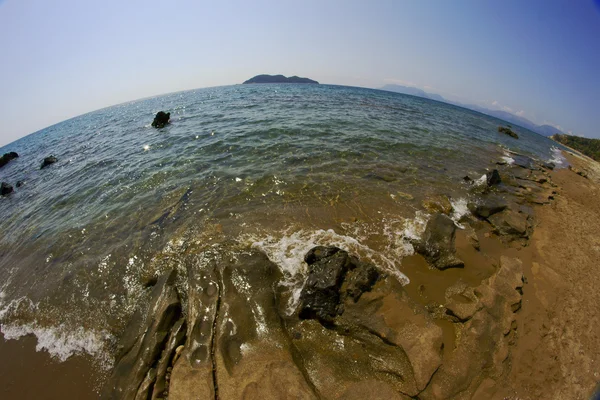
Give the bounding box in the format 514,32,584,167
1,182,13,196
421,257,524,399
298,249,352,322
422,195,453,215
103,270,181,400
151,318,186,400
0,151,18,168
486,169,501,186
40,155,58,169
304,246,341,265
468,196,508,219
413,213,464,270
213,251,316,399
342,261,380,302
152,111,170,128
488,209,529,238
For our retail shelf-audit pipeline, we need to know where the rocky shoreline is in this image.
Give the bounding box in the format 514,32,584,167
101,152,570,399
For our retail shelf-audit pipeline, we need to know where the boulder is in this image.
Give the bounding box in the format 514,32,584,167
497,126,519,139
488,209,529,238
0,152,19,168
412,213,464,270
40,156,58,169
152,111,171,128
468,196,508,219
1,182,13,196
486,169,501,186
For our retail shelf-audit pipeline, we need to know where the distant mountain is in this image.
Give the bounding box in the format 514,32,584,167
380,84,445,102
379,84,563,137
243,74,319,84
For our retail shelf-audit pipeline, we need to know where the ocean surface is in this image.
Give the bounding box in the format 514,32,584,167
0,84,566,367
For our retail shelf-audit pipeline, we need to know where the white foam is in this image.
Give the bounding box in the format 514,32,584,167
474,174,487,187
1,323,111,364
549,146,566,166
450,198,470,228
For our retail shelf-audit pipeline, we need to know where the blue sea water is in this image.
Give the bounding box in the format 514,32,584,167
0,84,565,364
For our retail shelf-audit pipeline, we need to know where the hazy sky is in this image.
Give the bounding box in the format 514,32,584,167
1,0,599,146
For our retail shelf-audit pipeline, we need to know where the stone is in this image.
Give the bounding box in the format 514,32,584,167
342,261,380,302
151,318,186,400
444,281,482,321
0,152,19,168
102,270,182,400
304,246,341,265
422,195,453,215
1,182,13,196
152,111,171,128
298,249,351,322
486,169,501,186
488,209,529,238
15,180,24,188
468,196,508,219
412,213,464,270
498,126,519,139
40,155,58,169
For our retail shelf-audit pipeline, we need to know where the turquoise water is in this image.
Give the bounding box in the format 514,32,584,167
0,84,565,364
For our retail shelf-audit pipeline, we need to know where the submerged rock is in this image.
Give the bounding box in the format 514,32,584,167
422,194,453,215
1,182,13,196
0,152,19,168
40,155,58,169
412,213,464,270
152,111,170,128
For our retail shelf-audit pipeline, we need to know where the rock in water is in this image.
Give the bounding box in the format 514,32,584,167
486,169,501,186
1,182,13,196
498,126,519,139
0,152,19,168
40,156,58,169
412,213,464,269
15,180,24,188
152,111,170,128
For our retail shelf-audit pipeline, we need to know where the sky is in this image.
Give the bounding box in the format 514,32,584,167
0,0,599,146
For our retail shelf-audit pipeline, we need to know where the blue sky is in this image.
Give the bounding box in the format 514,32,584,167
0,0,599,146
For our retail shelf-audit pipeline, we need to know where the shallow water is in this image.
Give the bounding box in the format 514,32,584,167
0,84,566,365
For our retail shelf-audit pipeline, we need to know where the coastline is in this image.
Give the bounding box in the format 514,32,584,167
0,150,598,399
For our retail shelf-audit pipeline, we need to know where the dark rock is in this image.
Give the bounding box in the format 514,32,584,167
102,270,181,400
486,169,501,186
40,156,58,169
468,196,508,219
498,126,519,139
488,209,529,238
298,250,351,322
15,180,24,188
342,261,380,302
1,182,13,196
152,111,170,128
412,213,464,270
304,245,341,265
0,152,19,168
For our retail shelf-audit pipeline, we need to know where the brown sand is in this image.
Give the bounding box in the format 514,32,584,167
0,334,100,399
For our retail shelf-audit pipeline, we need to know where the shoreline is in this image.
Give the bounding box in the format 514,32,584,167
1,151,598,399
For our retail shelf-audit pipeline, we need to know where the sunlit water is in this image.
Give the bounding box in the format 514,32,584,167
0,84,565,365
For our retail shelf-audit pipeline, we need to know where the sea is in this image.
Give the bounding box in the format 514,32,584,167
0,84,566,368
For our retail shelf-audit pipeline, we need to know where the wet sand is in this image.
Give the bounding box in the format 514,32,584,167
0,334,100,400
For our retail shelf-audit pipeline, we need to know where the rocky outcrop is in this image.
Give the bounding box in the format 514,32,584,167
1,182,13,196
0,152,18,168
152,111,170,128
412,213,464,269
103,270,183,400
40,155,58,169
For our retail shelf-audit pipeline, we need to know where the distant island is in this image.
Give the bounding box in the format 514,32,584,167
243,74,319,84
